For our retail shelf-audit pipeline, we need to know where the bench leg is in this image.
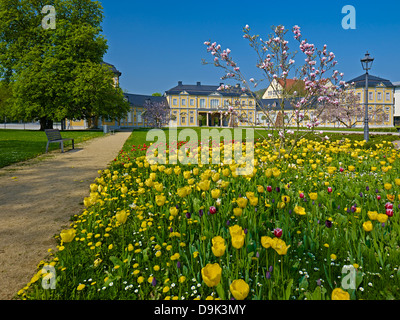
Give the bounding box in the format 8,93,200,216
46,142,49,153
72,139,75,150
60,141,64,153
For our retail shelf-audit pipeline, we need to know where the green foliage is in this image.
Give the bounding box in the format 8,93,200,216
0,0,129,129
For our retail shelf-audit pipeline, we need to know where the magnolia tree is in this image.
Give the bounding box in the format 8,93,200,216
319,85,363,128
203,24,347,155
142,100,171,128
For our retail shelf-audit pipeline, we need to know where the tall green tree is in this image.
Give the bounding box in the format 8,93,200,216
0,81,12,121
0,0,129,130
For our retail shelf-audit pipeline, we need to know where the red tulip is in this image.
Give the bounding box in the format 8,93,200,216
377,195,381,200
386,209,394,217
385,203,393,210
267,186,273,192
299,193,305,199
209,206,217,215
327,187,333,193
340,168,344,172
274,228,283,238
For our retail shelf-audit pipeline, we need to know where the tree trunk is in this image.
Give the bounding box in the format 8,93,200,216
39,117,54,131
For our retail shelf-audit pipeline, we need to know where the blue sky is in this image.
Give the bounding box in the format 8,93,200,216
101,0,400,95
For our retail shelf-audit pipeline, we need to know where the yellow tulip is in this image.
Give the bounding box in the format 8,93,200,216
201,263,222,287
309,193,318,200
272,238,290,256
272,168,281,177
177,187,188,198
231,234,245,249
331,288,350,300
60,229,76,243
237,197,248,208
212,172,220,182
362,221,373,232
211,236,226,257
233,208,243,217
265,168,272,178
249,197,258,206
198,180,210,191
116,210,128,224
377,214,388,223
169,207,179,216
384,183,392,191
395,179,400,186
155,195,166,206
230,279,250,300
281,195,290,203
211,189,221,199
229,225,244,237
261,236,273,249
257,185,264,193
294,205,306,216
348,165,355,172
367,211,378,221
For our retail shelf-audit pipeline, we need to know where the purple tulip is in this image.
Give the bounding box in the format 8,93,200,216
199,209,204,217
325,220,332,228
186,212,191,219
266,271,271,279
151,277,157,287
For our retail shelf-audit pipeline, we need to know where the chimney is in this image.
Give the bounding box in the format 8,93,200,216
178,81,183,86
197,82,201,86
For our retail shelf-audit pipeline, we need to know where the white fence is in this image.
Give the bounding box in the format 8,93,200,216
1,122,86,130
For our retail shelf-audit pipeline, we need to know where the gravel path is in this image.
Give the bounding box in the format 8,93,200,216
0,131,132,300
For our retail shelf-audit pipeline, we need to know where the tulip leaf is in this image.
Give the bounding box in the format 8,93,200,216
216,283,225,300
285,279,293,300
109,256,123,267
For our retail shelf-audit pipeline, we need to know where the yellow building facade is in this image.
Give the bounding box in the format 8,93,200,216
339,74,394,128
165,82,256,127
256,75,394,129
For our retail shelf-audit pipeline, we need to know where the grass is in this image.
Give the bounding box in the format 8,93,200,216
0,130,104,168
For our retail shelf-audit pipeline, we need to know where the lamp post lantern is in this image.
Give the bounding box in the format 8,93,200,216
361,52,374,142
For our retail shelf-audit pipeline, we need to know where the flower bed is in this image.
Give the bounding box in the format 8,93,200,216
19,136,400,300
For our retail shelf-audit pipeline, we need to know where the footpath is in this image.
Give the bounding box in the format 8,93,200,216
0,131,132,299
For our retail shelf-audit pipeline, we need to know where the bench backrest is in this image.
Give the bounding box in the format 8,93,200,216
45,129,62,141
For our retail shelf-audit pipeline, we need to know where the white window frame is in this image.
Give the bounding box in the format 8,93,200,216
210,99,220,109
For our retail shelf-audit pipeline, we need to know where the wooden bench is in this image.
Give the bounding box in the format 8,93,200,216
45,129,75,153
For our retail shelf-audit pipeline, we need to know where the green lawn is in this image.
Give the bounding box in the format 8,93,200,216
0,130,104,168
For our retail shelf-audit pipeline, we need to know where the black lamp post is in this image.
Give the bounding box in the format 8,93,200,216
361,52,374,142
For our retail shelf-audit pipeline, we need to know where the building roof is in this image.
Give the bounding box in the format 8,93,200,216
102,61,122,77
124,93,168,107
165,81,255,97
276,79,305,90
346,74,393,88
